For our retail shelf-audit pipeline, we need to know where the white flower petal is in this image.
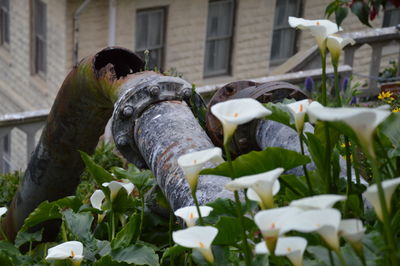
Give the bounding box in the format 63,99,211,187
255,241,269,254
211,98,271,144
225,168,284,209
45,241,84,261
0,207,7,218
90,190,105,211
174,206,213,227
102,179,134,200
281,208,341,251
177,148,224,191
275,237,308,266
339,219,366,243
290,194,346,210
173,226,218,263
247,181,280,207
287,99,313,133
363,177,400,221
307,102,391,156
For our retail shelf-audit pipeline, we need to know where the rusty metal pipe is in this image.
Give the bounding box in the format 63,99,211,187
2,47,144,241
134,101,232,210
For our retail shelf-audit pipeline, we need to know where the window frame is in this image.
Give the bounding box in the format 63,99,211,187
135,7,167,71
382,2,400,27
270,0,303,66
203,0,236,78
0,0,10,46
31,0,47,77
1,134,10,174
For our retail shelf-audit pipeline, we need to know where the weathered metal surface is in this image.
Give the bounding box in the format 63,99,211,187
2,47,144,241
112,73,193,168
134,101,232,210
205,81,308,157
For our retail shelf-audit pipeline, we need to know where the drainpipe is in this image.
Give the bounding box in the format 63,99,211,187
2,47,144,241
73,0,91,65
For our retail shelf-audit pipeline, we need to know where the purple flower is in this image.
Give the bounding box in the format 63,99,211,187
304,77,315,93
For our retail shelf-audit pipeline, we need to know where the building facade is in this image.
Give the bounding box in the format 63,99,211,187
0,0,399,171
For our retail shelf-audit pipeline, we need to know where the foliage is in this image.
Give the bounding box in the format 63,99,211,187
0,171,22,206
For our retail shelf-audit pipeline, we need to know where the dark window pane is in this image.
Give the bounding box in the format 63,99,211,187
383,3,400,27
204,0,234,77
33,0,47,75
135,8,165,70
0,0,10,45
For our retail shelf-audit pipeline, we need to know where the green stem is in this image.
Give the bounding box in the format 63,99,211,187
111,211,116,240
0,222,8,242
344,137,352,217
138,193,145,240
279,179,302,196
371,159,398,265
28,241,32,256
333,63,342,107
335,250,347,266
299,135,313,195
321,51,327,106
351,142,364,212
328,249,335,266
61,221,68,242
223,142,252,266
191,189,204,225
377,137,396,178
324,123,333,193
169,210,175,266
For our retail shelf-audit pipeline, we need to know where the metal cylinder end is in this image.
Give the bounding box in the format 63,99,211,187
181,87,192,100
116,136,128,146
149,86,161,97
122,105,134,118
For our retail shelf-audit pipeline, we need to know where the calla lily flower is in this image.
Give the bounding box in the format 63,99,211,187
288,16,342,52
211,98,271,145
0,207,7,218
307,101,391,157
327,35,355,66
177,147,224,192
90,190,106,222
289,194,346,210
90,190,105,211
174,206,213,227
339,219,366,256
225,168,284,209
255,237,308,266
254,207,302,253
102,179,134,201
246,181,280,209
172,226,218,263
287,99,313,134
281,208,341,251
45,241,84,265
363,177,400,221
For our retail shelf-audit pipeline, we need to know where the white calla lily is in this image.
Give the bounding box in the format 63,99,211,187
363,177,400,221
339,219,366,256
90,190,105,211
225,168,284,209
174,206,213,227
177,147,224,192
255,237,307,266
246,180,280,209
327,35,355,66
307,101,391,157
281,208,341,251
102,179,134,200
172,226,218,263
254,206,302,253
288,16,341,52
45,241,84,264
290,194,346,210
287,99,313,134
211,98,271,144
0,207,7,218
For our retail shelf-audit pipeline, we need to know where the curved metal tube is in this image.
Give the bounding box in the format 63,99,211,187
2,47,144,241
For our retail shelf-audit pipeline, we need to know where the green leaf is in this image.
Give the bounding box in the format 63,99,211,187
200,147,310,178
206,198,240,218
308,246,340,265
263,102,295,131
213,216,243,245
280,174,308,198
380,113,400,152
62,209,94,244
305,132,326,179
80,151,114,185
21,196,81,231
14,228,43,248
0,241,20,256
351,1,371,27
160,245,188,262
325,1,337,17
335,6,348,27
213,245,232,266
111,244,159,266
113,167,155,192
111,213,141,249
94,255,128,266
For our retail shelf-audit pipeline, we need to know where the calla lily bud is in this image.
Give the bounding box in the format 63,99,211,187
174,206,213,227
102,179,134,201
45,241,84,265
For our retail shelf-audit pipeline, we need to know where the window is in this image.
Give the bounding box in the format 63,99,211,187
32,0,47,75
383,2,400,27
204,0,235,77
270,0,302,64
135,8,166,70
0,0,10,46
